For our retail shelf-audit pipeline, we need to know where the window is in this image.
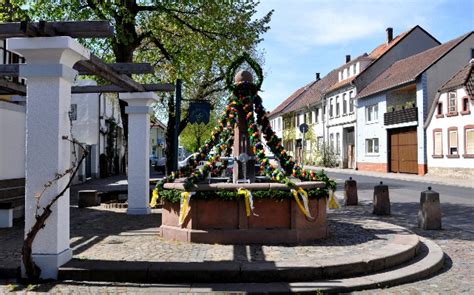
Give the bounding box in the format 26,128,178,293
349,91,354,113
278,118,281,130
366,104,378,123
329,99,334,117
465,127,474,157
336,96,340,116
433,129,443,157
342,93,347,114
329,133,334,149
437,102,443,116
461,97,470,114
366,138,379,154
314,108,319,123
317,136,323,148
471,48,474,59
448,127,459,157
336,133,340,154
296,114,300,126
448,92,457,114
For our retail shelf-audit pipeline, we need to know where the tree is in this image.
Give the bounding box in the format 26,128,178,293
19,0,273,172
180,111,217,153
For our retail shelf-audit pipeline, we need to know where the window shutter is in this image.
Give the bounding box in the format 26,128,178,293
434,132,442,155
466,129,474,154
449,131,458,148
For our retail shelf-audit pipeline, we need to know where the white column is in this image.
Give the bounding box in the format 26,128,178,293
7,37,90,279
119,92,158,215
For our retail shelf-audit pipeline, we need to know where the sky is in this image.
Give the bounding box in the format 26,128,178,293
255,0,474,112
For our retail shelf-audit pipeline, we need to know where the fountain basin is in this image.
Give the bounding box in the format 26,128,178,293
160,181,328,244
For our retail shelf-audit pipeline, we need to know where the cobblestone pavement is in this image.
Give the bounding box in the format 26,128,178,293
0,201,472,294
0,205,410,269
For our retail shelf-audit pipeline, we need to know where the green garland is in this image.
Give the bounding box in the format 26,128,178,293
159,188,328,204
154,53,336,198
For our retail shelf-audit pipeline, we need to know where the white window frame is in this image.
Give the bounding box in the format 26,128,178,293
366,104,378,123
433,130,442,156
365,138,379,155
466,127,474,156
342,93,347,115
336,96,340,117
448,92,457,114
336,133,340,155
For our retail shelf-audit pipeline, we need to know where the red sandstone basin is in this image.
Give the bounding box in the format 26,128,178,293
160,181,328,244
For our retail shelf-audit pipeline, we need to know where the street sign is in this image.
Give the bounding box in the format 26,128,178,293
299,123,308,133
188,100,211,124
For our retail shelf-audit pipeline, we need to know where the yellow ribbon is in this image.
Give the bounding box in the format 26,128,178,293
178,191,194,225
328,190,340,209
237,188,256,217
150,188,159,208
291,187,312,218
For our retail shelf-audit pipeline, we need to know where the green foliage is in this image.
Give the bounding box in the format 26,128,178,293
0,0,29,22
180,111,217,152
18,0,273,119
159,188,329,204
314,141,339,168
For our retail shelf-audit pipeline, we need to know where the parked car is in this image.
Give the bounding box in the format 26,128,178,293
153,156,166,172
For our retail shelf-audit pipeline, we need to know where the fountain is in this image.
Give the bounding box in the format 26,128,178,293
152,53,336,244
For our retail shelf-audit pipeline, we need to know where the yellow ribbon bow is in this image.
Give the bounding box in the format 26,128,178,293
178,191,195,225
150,188,159,208
291,187,313,219
237,188,256,217
328,190,340,209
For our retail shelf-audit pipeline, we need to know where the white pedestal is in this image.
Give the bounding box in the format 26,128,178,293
8,36,90,279
119,92,158,215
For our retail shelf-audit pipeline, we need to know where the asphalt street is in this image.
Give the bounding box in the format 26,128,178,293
327,171,474,233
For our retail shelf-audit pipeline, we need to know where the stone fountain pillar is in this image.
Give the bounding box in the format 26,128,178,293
232,71,256,183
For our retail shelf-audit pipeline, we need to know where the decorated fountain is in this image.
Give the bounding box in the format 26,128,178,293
151,53,336,244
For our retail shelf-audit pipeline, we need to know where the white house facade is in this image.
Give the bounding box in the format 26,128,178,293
426,61,474,178
356,32,474,175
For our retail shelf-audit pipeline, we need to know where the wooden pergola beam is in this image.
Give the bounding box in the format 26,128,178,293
77,55,145,92
75,62,154,75
71,83,175,94
0,63,155,76
0,21,113,38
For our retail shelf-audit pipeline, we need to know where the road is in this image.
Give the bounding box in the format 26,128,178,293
327,171,474,232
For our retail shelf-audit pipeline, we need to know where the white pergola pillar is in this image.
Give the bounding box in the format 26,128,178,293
119,92,158,215
7,37,90,279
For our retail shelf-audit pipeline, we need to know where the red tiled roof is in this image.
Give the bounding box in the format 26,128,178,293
368,30,409,59
271,26,434,114
286,69,339,113
439,60,474,93
357,32,473,99
268,84,309,117
467,63,474,98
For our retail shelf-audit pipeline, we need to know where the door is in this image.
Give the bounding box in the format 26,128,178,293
389,128,417,174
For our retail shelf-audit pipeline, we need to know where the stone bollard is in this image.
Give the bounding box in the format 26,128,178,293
418,187,442,230
78,190,101,208
344,177,358,206
373,181,390,215
0,202,13,228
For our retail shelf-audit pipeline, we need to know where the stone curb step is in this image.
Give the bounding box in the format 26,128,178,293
58,234,420,284
58,237,442,293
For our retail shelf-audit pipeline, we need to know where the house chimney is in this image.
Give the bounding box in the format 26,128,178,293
386,27,393,44
316,72,320,81
345,55,351,63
